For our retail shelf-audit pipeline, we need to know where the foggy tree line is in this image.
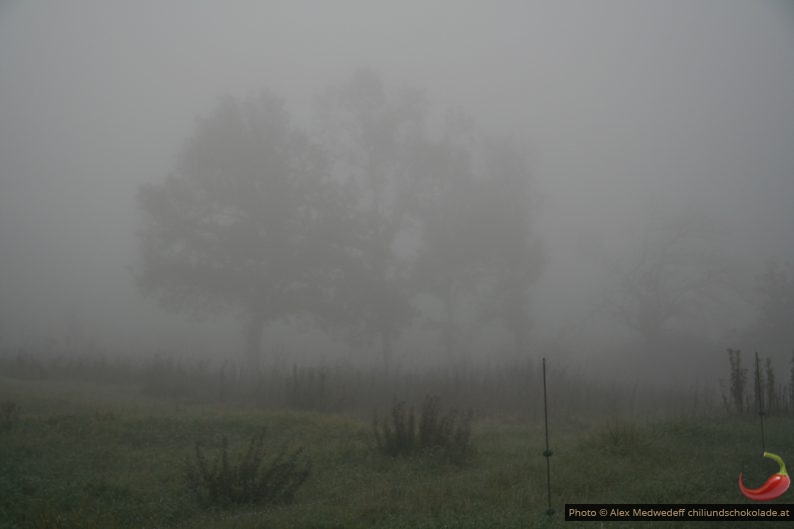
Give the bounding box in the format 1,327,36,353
597,215,794,367
136,70,541,374
135,69,794,378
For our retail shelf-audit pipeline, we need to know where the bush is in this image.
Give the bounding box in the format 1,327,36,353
185,428,311,507
373,401,416,457
373,394,472,461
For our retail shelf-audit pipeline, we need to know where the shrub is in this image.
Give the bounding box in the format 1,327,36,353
185,428,311,507
373,401,416,457
373,394,472,461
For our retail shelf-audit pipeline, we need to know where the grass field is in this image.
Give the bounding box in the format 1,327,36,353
2,376,793,529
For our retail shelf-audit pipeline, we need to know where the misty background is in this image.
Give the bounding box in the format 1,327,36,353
1,1,793,386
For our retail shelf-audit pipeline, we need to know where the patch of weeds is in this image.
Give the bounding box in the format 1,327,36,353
374,400,416,456
590,419,649,456
185,427,311,507
82,480,136,504
24,503,127,529
27,507,72,529
373,394,473,462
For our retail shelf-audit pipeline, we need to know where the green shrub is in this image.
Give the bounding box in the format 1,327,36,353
185,428,311,507
373,400,416,457
373,394,472,461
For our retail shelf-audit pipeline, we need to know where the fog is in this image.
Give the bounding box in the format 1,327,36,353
1,1,793,385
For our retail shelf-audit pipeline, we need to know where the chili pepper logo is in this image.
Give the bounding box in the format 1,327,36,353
738,452,790,501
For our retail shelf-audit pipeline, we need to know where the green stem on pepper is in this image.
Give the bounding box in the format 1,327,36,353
739,452,790,502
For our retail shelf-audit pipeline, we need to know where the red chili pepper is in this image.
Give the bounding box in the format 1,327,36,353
739,452,790,501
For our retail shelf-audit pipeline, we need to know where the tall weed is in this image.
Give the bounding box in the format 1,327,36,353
185,428,311,507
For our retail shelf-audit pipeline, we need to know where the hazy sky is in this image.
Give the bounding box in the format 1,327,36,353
1,1,792,357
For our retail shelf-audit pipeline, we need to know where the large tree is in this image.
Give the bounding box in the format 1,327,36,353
314,69,427,371
413,120,542,361
474,138,544,358
411,129,479,362
136,92,351,374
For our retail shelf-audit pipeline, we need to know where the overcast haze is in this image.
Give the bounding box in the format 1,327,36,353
1,1,793,379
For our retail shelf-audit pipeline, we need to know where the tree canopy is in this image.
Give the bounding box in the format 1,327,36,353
137,92,352,372
136,73,544,372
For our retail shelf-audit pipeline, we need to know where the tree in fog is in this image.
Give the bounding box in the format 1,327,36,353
747,259,794,354
136,93,352,374
414,115,542,361
314,69,426,371
474,139,543,358
606,215,730,351
411,121,479,362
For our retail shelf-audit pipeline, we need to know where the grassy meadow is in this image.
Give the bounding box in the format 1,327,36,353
1,355,794,529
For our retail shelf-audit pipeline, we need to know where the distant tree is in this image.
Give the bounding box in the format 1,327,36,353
314,69,427,371
413,115,543,361
606,214,730,351
136,92,351,375
474,139,544,358
411,127,480,362
748,259,794,354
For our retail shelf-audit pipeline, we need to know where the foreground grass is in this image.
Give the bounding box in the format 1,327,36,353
1,377,793,528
